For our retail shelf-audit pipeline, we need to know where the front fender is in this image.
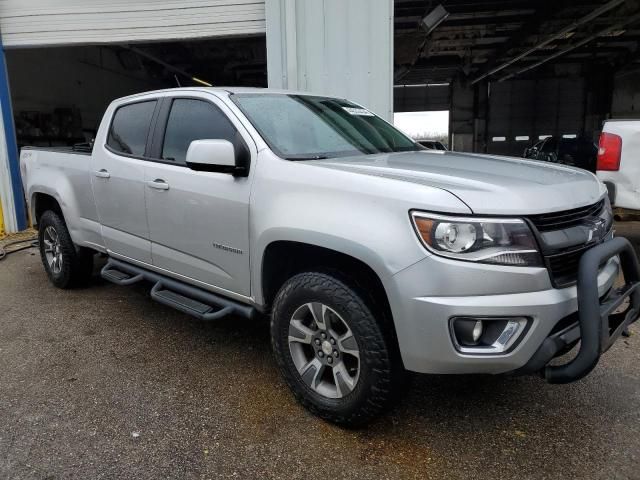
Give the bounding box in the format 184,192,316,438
252,227,395,306
248,155,474,306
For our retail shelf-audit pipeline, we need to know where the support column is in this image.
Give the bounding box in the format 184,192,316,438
265,0,394,121
0,193,4,238
0,37,26,234
449,79,475,152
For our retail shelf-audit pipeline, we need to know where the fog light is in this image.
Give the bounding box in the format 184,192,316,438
453,318,484,346
472,320,483,342
450,316,529,354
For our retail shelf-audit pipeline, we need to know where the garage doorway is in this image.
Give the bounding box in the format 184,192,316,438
5,36,266,149
394,110,449,148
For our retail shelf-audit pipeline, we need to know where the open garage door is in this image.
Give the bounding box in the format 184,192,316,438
1,0,267,149
5,37,267,149
0,0,265,47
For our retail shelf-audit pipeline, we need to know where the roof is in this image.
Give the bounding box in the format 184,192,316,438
394,0,640,85
117,86,339,102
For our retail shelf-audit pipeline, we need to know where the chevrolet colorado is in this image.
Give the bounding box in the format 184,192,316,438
20,88,640,426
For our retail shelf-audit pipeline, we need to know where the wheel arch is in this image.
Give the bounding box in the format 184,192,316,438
32,192,64,224
259,240,400,356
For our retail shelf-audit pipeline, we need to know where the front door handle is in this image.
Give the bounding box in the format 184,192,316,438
147,179,170,190
94,169,110,179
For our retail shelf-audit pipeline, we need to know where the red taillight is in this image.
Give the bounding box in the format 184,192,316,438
597,132,622,171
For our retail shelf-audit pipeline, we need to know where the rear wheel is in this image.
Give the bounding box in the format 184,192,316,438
271,271,403,426
38,210,94,289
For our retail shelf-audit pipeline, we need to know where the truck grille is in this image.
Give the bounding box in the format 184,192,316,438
528,199,605,232
527,199,607,288
545,246,591,288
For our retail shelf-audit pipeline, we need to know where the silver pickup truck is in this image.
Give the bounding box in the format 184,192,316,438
20,87,640,426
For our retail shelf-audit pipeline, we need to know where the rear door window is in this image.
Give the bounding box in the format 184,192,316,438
161,98,239,164
107,100,157,156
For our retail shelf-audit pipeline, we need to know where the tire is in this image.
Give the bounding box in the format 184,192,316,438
38,210,94,289
271,271,404,427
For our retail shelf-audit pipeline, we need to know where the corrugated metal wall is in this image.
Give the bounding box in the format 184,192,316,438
0,0,266,47
266,0,393,121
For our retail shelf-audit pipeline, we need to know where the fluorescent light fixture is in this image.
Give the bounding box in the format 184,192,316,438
602,29,625,37
394,83,428,88
393,82,451,88
421,4,449,35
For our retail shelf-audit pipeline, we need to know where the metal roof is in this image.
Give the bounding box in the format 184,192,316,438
394,0,640,85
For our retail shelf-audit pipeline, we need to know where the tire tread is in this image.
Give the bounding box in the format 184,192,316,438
38,210,93,289
271,271,403,427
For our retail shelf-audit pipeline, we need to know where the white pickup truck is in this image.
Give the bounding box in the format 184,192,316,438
20,87,640,426
597,119,640,213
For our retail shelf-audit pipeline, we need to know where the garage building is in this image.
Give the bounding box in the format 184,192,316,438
1,0,639,234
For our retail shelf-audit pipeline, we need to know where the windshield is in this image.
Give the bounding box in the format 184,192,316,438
231,93,422,160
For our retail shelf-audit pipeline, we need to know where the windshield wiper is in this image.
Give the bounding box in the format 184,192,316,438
285,154,329,161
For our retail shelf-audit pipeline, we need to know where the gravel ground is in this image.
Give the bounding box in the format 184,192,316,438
1,223,639,480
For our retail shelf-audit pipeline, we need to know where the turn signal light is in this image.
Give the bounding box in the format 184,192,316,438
597,132,622,171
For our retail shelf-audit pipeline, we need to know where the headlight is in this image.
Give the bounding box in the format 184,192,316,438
410,212,543,267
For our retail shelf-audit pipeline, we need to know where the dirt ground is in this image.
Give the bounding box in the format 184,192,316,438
1,223,639,479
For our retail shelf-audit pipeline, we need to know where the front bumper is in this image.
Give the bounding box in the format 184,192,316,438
526,237,640,383
388,238,639,378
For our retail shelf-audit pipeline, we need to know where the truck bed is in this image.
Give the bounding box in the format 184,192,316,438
19,142,101,247
21,143,93,155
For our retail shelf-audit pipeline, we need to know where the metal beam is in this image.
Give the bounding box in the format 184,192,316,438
499,11,640,81
470,0,626,84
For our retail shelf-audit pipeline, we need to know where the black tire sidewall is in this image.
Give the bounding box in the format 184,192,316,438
271,272,395,425
38,211,76,288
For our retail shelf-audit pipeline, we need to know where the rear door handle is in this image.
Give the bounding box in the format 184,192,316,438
147,179,170,190
94,169,110,179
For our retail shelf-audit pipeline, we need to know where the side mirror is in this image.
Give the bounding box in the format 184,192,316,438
186,139,243,175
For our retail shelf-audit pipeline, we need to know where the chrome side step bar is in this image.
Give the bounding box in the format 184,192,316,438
100,258,255,321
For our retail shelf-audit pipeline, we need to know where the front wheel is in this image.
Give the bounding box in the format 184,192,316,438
271,271,404,426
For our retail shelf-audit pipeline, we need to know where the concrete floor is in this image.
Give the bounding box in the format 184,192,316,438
1,224,640,479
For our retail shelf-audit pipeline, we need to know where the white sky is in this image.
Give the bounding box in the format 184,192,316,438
393,111,449,139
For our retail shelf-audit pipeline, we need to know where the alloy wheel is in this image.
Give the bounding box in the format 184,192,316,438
43,226,63,274
288,302,361,399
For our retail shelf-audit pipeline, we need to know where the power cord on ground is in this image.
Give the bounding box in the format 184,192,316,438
0,237,39,261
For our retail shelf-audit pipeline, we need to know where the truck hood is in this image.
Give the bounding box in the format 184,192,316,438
307,150,605,215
